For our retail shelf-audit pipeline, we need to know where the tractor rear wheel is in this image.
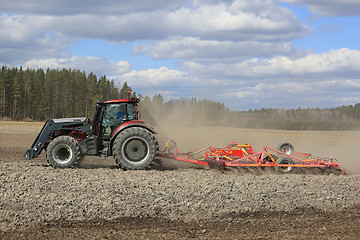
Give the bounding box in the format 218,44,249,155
275,157,294,173
113,127,158,170
46,136,81,168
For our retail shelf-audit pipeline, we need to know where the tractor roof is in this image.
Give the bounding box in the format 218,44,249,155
103,98,140,104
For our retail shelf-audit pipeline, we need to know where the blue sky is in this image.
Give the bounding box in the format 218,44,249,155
1,0,360,110
70,40,176,70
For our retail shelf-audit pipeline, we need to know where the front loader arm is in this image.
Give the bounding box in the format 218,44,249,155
24,118,88,159
25,120,59,159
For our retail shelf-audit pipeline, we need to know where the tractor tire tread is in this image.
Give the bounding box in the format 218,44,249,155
113,127,158,170
46,136,81,169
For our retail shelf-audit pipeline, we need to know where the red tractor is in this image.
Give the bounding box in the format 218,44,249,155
25,94,159,169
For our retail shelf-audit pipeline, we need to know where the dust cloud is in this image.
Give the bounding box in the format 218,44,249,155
139,104,360,174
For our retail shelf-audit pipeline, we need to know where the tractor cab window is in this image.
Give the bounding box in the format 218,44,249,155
126,104,136,120
102,103,136,136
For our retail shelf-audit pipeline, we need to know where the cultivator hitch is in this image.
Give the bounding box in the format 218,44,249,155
158,140,345,174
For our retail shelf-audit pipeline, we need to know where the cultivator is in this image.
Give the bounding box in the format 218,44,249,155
159,141,345,174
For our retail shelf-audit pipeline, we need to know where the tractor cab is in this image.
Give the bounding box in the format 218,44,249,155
92,98,140,138
102,101,138,136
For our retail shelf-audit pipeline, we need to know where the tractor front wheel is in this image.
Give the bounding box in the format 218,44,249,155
113,127,158,170
46,136,81,168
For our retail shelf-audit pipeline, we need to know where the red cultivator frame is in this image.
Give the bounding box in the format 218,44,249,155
159,141,345,174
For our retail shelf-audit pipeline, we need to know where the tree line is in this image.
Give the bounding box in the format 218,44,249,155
0,66,134,121
230,106,360,130
1,65,360,130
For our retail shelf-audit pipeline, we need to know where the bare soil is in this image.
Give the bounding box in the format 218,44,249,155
0,121,359,239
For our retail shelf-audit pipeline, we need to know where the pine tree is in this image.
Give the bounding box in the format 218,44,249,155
119,82,132,98
0,66,5,118
33,69,46,120
12,68,22,120
86,72,98,117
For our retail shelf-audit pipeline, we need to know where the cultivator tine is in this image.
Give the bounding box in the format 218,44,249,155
193,146,210,155
163,140,177,153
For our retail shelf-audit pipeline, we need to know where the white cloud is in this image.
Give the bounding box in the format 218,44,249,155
0,14,49,44
113,67,200,100
1,0,187,15
38,2,309,42
163,1,311,41
23,57,132,76
179,48,360,79
120,67,190,86
346,80,360,88
282,0,360,16
0,0,311,70
1,0,311,42
0,14,73,64
119,48,360,109
133,37,297,62
0,0,311,68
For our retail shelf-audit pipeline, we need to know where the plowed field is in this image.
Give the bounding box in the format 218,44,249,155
1,121,359,239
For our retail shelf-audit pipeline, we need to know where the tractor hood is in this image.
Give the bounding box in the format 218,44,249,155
52,117,87,123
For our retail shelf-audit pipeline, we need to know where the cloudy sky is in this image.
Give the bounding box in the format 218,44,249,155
1,0,360,110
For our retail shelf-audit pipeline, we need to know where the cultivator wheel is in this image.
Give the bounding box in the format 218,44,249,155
277,142,294,155
275,158,294,173
206,157,226,169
